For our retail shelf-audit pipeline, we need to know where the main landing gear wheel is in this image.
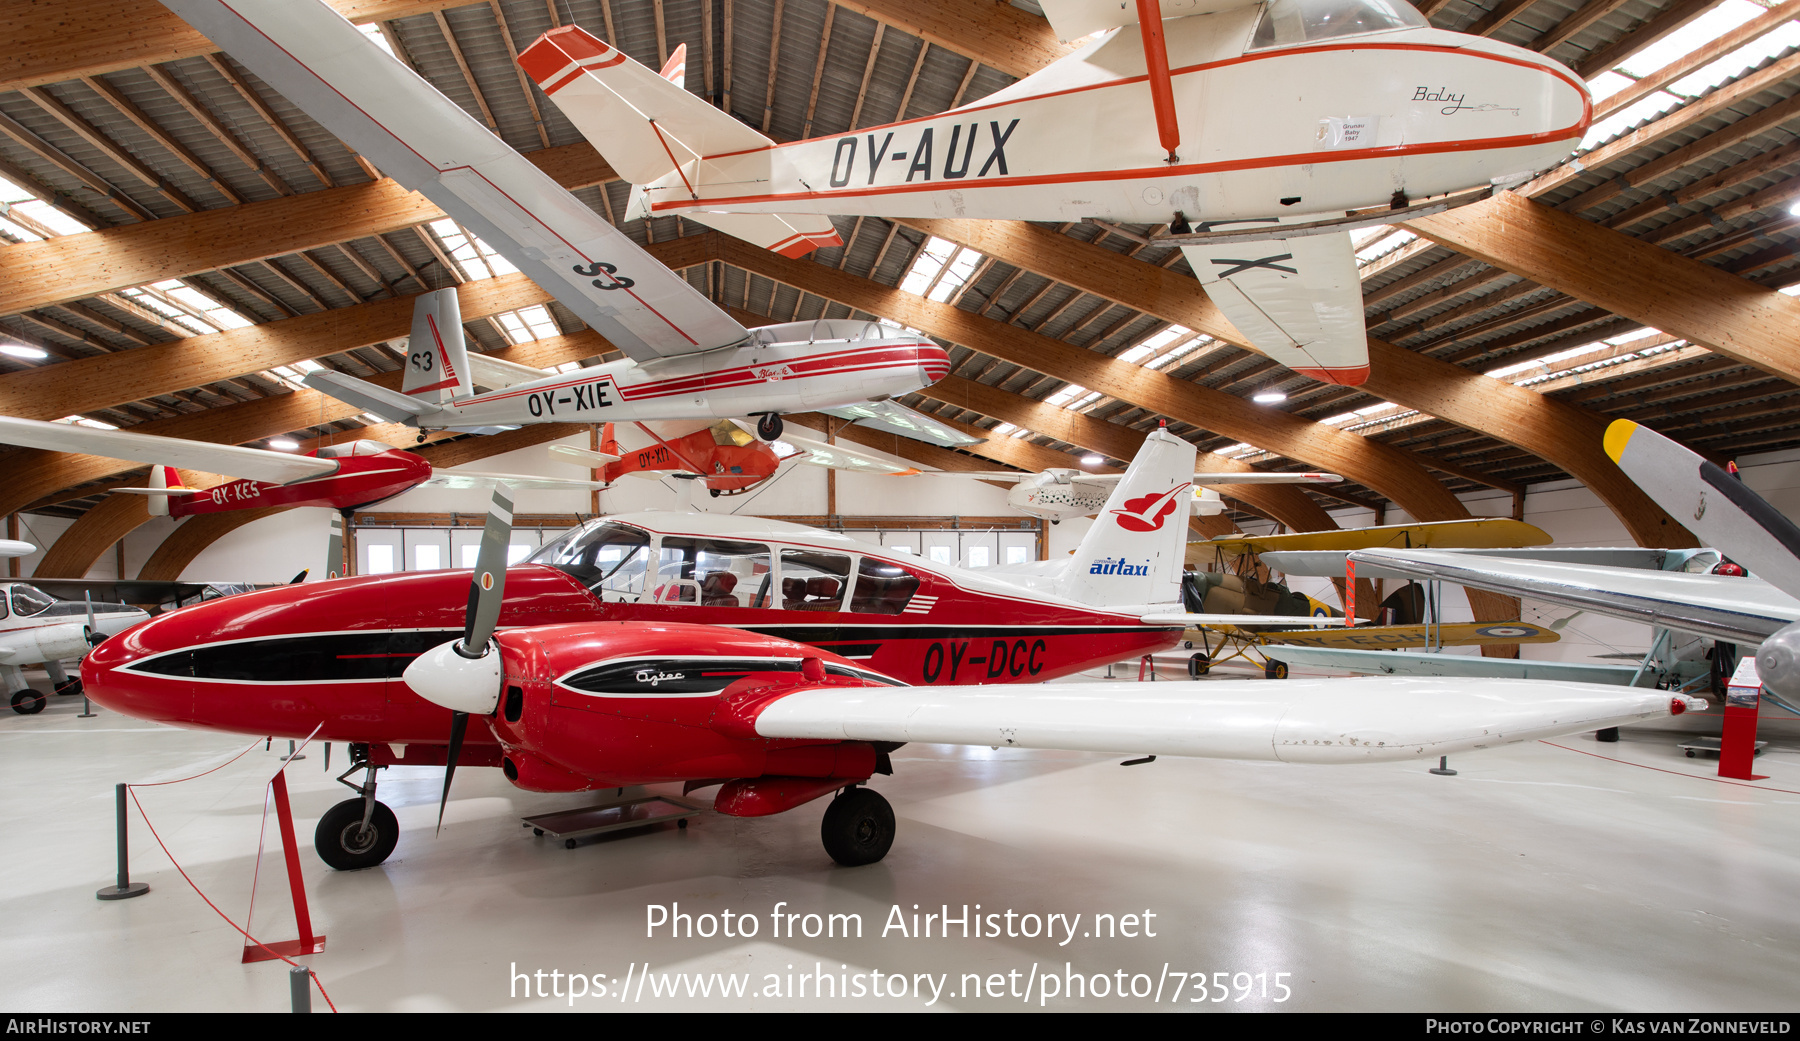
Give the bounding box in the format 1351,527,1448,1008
315,798,399,870
10,690,46,714
1264,660,1289,680
1187,654,1210,678
756,413,784,441
821,787,894,867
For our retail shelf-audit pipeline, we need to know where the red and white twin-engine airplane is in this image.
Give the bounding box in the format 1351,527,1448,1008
518,0,1590,385
85,423,1695,869
158,0,949,446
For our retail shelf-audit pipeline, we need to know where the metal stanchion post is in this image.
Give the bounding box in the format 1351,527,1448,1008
1429,755,1457,777
290,966,311,1013
78,694,96,718
96,783,150,900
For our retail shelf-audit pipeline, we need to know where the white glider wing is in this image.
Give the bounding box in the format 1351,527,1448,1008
818,400,985,448
0,415,336,485
1180,230,1369,385
1351,548,1800,646
162,0,749,364
1084,470,1343,485
420,470,607,492
754,677,1697,764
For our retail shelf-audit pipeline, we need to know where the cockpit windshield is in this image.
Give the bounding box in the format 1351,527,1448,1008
1249,0,1427,49
528,521,652,599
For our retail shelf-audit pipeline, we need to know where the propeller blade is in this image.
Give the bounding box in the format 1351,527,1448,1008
437,709,468,835
288,569,310,585
1605,420,1800,597
460,486,514,654
326,513,345,580
84,590,99,648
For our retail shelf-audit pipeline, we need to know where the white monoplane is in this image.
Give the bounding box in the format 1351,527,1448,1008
163,0,951,445
945,465,1341,523
517,0,1590,385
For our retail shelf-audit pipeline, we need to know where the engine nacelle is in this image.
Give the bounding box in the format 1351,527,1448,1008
1756,621,1800,702
2,622,91,666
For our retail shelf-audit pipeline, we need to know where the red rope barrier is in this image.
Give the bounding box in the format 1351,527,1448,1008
1540,738,1800,796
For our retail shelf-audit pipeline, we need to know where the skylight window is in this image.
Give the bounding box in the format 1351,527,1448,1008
494,305,559,345
357,22,396,57
0,175,91,237
430,219,517,280
1617,0,1768,79
1355,228,1416,265
1580,91,1682,151
1668,19,1800,98
899,237,985,302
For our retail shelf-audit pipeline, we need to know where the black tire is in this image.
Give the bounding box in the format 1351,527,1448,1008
1686,750,1697,758
10,690,46,715
55,678,83,697
756,413,784,441
314,798,399,870
1187,653,1209,678
1595,727,1620,743
565,838,578,850
821,787,895,867
1264,660,1289,680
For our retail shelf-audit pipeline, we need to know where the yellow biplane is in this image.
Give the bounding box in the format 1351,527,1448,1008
1178,518,1557,677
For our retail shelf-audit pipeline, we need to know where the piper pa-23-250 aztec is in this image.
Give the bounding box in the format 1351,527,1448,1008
85,417,1696,869
157,0,951,447
517,0,1590,385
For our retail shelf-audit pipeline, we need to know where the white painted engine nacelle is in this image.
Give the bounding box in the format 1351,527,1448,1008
1,623,91,666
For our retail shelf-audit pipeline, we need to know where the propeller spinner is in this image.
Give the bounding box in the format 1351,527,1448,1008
401,486,515,832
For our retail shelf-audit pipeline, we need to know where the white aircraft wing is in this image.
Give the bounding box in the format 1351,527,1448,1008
162,0,749,364
1038,0,1264,41
1351,548,1800,646
1261,645,1656,686
819,401,985,448
420,470,607,492
754,676,1699,765
1139,612,1347,627
0,540,35,558
547,445,623,467
0,415,336,485
768,433,922,476
1083,470,1342,485
1264,546,1719,579
1180,230,1369,385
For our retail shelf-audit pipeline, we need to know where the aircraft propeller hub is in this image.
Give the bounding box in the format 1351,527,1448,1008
404,639,503,716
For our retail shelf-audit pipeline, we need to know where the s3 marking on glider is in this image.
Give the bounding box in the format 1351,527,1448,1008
158,0,949,448
515,0,1590,386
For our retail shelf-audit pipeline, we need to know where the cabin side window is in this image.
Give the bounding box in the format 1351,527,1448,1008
1249,0,1426,49
849,557,922,615
653,537,773,608
778,549,853,611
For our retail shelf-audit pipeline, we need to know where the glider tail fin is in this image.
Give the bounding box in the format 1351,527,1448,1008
401,287,472,402
1062,426,1196,609
518,26,841,258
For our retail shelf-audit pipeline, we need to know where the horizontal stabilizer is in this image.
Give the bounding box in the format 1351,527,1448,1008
683,210,844,259
755,677,1702,764
303,371,443,424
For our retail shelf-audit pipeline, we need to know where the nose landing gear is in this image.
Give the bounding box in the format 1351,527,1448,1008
316,750,397,870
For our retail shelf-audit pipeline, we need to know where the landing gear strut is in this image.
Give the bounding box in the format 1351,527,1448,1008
756,413,784,441
820,786,894,866
316,750,397,869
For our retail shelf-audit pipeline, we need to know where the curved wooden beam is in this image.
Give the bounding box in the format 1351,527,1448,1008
892,217,1692,548
34,467,217,578
0,143,615,318
138,507,285,582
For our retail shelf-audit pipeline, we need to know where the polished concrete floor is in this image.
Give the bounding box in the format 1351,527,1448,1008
4,666,1799,1013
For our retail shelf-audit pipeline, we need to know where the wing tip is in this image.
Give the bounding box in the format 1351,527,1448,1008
1603,419,1639,464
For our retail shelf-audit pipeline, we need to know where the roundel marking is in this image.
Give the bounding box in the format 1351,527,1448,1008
1475,624,1535,638
480,572,495,591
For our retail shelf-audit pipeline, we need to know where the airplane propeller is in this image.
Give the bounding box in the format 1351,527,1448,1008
83,590,103,649
401,486,515,833
1604,419,1800,701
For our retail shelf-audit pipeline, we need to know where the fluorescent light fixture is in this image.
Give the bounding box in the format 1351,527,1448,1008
0,343,48,360
269,437,301,451
1252,390,1287,404
1081,454,1104,466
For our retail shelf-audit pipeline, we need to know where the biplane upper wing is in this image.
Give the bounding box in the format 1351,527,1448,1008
1200,518,1553,557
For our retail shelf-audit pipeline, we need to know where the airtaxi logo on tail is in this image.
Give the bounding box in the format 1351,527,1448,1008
1089,557,1150,577
1108,485,1187,532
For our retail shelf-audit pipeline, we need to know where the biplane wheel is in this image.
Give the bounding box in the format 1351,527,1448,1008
1264,661,1289,680
10,690,45,714
756,413,784,441
315,799,398,870
1187,654,1209,678
821,787,894,867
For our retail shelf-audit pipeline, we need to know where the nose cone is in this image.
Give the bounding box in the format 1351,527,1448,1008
917,343,951,386
82,607,195,727
1444,32,1592,155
